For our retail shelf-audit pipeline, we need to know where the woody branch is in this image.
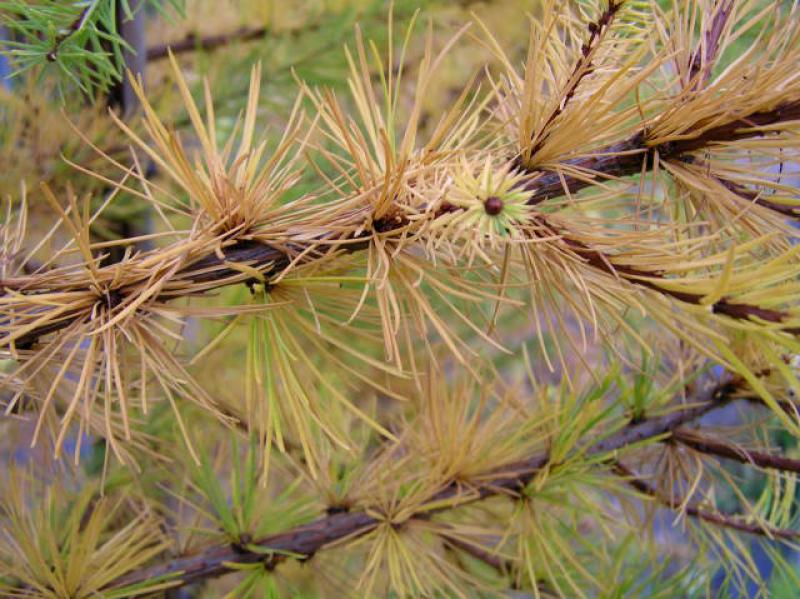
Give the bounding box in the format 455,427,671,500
109,376,800,592
6,97,800,349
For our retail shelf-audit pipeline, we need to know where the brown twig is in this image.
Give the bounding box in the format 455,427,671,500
146,26,268,61
108,376,742,592
688,0,734,90
715,173,800,218
527,1,625,159
741,394,800,419
522,99,800,204
675,2,791,227
673,428,800,474
552,230,800,335
614,462,800,540
657,99,800,155
443,535,508,573
442,535,557,595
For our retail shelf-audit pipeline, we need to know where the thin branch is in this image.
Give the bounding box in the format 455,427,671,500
108,376,742,591
657,100,800,155
442,535,557,596
442,535,508,573
551,228,800,335
146,26,269,61
688,0,734,90
716,173,800,218
614,462,800,540
674,1,787,231
522,98,800,204
673,428,800,474
146,15,336,62
741,393,800,419
528,0,625,158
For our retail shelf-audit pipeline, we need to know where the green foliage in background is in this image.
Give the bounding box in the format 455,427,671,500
0,0,183,94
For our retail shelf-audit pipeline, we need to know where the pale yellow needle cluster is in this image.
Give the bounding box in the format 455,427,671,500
440,157,533,260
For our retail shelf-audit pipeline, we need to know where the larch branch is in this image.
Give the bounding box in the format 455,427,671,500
715,173,800,218
527,1,625,159
146,26,268,61
614,462,800,540
555,230,800,335
8,98,800,350
688,0,734,90
442,535,508,573
108,376,744,592
673,428,800,474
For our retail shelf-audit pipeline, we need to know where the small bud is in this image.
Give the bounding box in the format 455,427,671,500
483,196,504,216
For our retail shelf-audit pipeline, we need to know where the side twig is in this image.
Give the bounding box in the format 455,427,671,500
146,26,268,61
673,428,800,474
688,0,734,90
614,461,800,540
528,1,625,158
442,535,508,573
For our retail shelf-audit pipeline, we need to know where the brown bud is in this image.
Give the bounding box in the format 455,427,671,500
484,196,504,215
